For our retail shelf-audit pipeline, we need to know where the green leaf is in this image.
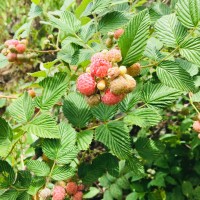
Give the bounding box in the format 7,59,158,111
51,165,75,181
124,108,161,127
0,118,13,157
91,103,118,122
26,161,50,177
142,82,181,108
98,11,129,34
0,54,8,69
118,9,150,65
155,14,187,47
35,73,68,110
42,122,77,164
7,92,34,123
110,183,123,200
180,37,200,65
91,0,111,15
28,3,42,19
75,0,92,18
27,177,45,195
83,187,100,199
182,181,193,197
135,137,165,162
79,21,95,42
31,0,40,5
0,161,15,189
148,172,166,188
176,0,200,29
17,192,31,200
96,121,131,159
63,92,92,128
28,71,46,78
0,190,19,200
191,90,200,102
77,130,93,151
14,171,32,189
24,113,60,139
157,61,195,92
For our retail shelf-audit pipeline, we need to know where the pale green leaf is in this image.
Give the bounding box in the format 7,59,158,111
51,166,75,181
0,54,8,69
77,130,93,150
0,190,19,200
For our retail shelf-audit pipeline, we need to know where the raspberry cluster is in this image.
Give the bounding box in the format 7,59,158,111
66,182,84,200
77,49,139,106
1,39,36,64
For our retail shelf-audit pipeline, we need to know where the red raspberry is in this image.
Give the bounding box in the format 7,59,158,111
106,49,122,63
73,191,83,200
91,52,107,62
102,89,124,105
16,43,26,53
66,182,78,196
114,28,124,39
77,73,96,96
77,184,85,191
4,39,19,47
52,186,66,200
7,52,17,62
193,121,200,133
90,59,112,78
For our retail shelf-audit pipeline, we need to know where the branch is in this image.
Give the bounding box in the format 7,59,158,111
0,95,17,99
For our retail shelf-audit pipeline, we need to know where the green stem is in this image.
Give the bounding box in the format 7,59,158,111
45,161,56,187
189,93,200,114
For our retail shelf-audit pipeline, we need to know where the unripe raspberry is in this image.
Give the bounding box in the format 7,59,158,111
124,74,136,93
28,89,36,98
97,80,106,91
106,49,122,62
7,52,17,62
48,34,54,40
16,43,26,53
77,184,85,191
1,48,8,56
114,28,124,40
57,181,66,188
86,94,100,106
102,89,124,105
86,67,90,73
20,39,28,46
8,45,17,53
72,191,83,200
66,182,78,196
52,186,66,200
108,32,114,38
4,39,19,47
39,188,51,200
77,73,96,96
193,121,200,133
127,63,141,77
119,66,127,75
90,59,112,78
105,38,113,48
110,76,128,95
108,67,120,79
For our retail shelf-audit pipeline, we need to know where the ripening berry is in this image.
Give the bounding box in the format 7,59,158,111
124,74,136,93
97,80,106,91
7,52,17,62
20,39,28,46
1,48,8,56
4,39,19,47
91,52,107,63
52,186,66,200
127,63,141,77
77,73,96,96
66,182,78,196
77,184,85,191
28,89,36,98
110,76,128,95
72,191,83,200
114,28,124,40
193,121,200,133
16,43,26,53
90,59,112,78
107,67,120,79
8,45,17,53
86,94,101,106
108,32,114,38
119,66,127,75
106,49,122,62
102,89,124,105
39,188,51,200
86,67,90,73
105,38,113,48
57,181,66,187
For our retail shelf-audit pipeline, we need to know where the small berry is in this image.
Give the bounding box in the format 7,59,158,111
48,34,54,40
28,89,36,98
57,181,66,187
108,32,114,38
72,191,83,200
110,76,128,95
77,73,96,96
86,94,101,106
1,48,8,56
193,121,200,133
124,74,136,93
127,63,141,77
20,39,28,46
5,39,19,47
198,134,200,139
7,52,17,62
97,80,106,91
91,52,107,63
8,45,17,53
90,59,112,78
114,28,124,40
105,38,113,48
102,89,124,105
119,66,127,75
77,184,85,191
106,49,122,62
52,186,66,200
86,67,91,73
107,67,120,79
66,182,78,196
39,188,51,200
16,43,26,53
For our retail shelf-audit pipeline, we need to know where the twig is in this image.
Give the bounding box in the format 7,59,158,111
0,95,17,99
27,49,60,53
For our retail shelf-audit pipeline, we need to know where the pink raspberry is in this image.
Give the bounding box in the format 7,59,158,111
66,182,78,196
91,52,107,62
90,59,112,78
77,73,96,96
114,28,124,40
4,39,19,47
52,186,66,200
193,121,200,133
7,52,17,62
106,49,122,62
16,43,26,53
73,191,83,200
102,89,124,105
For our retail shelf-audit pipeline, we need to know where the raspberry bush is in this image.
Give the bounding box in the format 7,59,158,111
1,0,200,199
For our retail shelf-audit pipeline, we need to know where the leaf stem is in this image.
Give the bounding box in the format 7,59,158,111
189,92,200,114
